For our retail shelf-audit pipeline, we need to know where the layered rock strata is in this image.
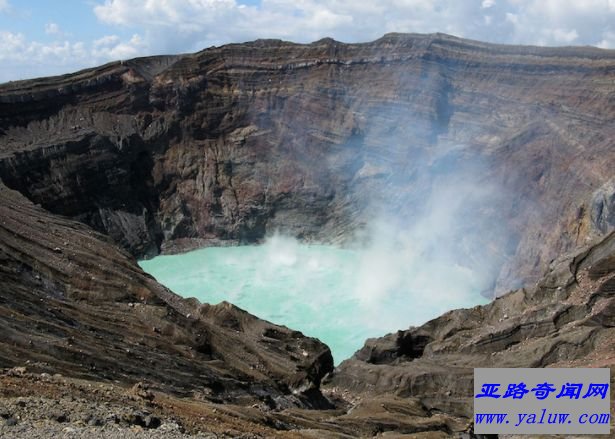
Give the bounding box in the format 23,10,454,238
1,33,614,292
0,33,614,436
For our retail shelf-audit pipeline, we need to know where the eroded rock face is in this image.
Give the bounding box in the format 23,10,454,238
0,182,333,407
1,33,614,294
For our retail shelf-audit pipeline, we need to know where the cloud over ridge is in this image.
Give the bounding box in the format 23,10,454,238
1,0,615,81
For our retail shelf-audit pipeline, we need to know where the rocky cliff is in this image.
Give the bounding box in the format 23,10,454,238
1,33,614,291
0,33,614,437
0,181,333,408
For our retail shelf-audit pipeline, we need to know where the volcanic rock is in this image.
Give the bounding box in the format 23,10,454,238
0,181,332,406
1,33,614,293
0,33,614,436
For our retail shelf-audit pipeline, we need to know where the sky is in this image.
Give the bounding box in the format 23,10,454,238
1,0,615,83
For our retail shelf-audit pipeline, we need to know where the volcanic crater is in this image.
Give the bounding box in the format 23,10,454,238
0,33,614,437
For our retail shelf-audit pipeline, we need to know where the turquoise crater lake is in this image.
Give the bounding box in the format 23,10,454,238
139,235,488,364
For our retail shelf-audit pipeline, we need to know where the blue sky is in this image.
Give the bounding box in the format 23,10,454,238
1,0,615,83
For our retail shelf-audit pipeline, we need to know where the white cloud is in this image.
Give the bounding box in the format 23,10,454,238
45,22,61,36
0,0,9,13
500,0,615,47
0,31,24,58
89,0,448,52
2,0,615,82
91,0,615,53
92,33,146,59
598,30,615,48
93,35,120,48
505,12,519,24
94,0,238,28
550,28,579,44
0,31,89,82
0,31,146,82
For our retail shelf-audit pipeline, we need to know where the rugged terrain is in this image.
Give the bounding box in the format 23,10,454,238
0,33,614,437
1,33,614,290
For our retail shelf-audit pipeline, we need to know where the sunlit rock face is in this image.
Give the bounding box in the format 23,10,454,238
1,33,614,296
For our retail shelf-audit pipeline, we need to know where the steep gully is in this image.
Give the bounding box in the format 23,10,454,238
0,33,614,436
